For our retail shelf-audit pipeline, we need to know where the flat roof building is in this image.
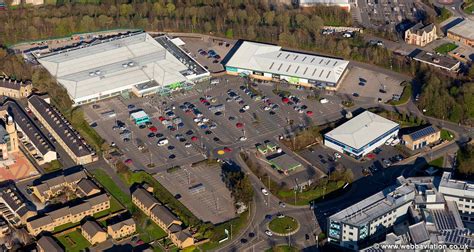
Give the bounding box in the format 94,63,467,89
267,153,303,174
28,95,97,165
298,0,355,11
439,172,474,223
225,41,349,90
36,32,209,105
324,111,399,159
411,49,461,72
447,19,474,47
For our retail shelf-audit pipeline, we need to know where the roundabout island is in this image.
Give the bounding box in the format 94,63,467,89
268,216,300,236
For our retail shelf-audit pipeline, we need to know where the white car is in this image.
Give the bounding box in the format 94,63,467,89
239,136,247,141
202,117,210,123
390,138,400,146
334,152,341,159
265,230,273,236
263,106,271,111
320,98,329,104
261,188,269,196
242,105,250,111
193,118,201,123
157,139,169,146
184,143,192,148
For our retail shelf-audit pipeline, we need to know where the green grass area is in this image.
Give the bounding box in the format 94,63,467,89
265,245,299,252
268,216,299,234
277,180,346,205
429,156,444,168
199,210,250,250
436,7,453,23
43,160,62,173
136,217,168,243
92,169,132,209
69,108,104,153
434,43,458,54
390,82,412,106
56,230,91,252
464,0,474,14
441,129,455,141
93,196,124,218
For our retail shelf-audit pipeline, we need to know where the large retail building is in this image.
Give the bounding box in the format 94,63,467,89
224,41,349,90
36,32,209,106
324,111,399,159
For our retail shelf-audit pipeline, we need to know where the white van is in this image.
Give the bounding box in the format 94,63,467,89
320,98,329,104
210,79,220,85
157,138,169,146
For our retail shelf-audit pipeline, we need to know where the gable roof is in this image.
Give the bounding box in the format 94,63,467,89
406,125,439,141
132,187,159,210
150,204,180,227
82,220,104,237
37,236,64,252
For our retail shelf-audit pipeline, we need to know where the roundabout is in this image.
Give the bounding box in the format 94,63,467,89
267,216,300,236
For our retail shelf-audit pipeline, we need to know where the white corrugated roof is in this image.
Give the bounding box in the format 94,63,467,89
38,33,189,103
225,41,349,84
325,111,399,149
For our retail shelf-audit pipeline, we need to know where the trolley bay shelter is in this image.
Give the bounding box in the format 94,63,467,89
36,32,209,106
324,111,399,159
224,41,349,89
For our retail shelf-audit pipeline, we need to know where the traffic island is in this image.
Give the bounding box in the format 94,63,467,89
267,216,300,236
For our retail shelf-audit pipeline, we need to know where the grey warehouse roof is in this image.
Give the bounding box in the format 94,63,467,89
36,33,196,103
225,41,349,84
325,111,399,150
448,19,474,40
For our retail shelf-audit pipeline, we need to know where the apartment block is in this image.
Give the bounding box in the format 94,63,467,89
31,169,88,203
81,220,107,245
107,218,136,240
28,95,97,165
439,172,474,223
27,193,110,236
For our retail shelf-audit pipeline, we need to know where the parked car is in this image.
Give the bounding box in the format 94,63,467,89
261,188,269,196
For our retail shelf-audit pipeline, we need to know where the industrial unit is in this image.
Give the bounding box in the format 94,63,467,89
324,111,399,159
36,32,209,106
225,41,349,90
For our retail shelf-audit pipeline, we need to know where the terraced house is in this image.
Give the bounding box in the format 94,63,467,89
28,95,98,165
31,169,88,203
26,193,110,236
107,218,136,240
132,187,195,249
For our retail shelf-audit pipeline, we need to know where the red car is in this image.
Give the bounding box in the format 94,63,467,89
223,147,232,153
366,153,376,160
124,159,133,164
158,116,166,121
149,126,158,133
236,122,244,128
191,136,198,141
282,97,290,103
306,111,314,116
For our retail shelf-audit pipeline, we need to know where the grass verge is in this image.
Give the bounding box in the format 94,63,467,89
268,216,299,234
56,230,90,252
441,129,455,141
434,43,458,54
389,82,412,105
91,169,132,209
429,156,444,168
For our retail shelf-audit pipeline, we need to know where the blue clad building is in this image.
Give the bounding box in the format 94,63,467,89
324,111,399,159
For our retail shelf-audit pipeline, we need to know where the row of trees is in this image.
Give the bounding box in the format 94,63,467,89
221,161,254,206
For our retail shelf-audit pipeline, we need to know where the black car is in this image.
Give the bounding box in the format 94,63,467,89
168,145,175,150
305,234,310,240
186,130,194,135
352,92,359,97
148,133,155,138
156,133,164,138
240,238,248,244
213,137,220,142
169,154,176,159
205,130,212,135
248,232,255,238
174,194,182,199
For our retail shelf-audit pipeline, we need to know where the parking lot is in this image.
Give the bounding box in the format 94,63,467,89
299,143,407,180
84,98,207,171
154,163,236,224
338,66,404,102
356,0,423,32
179,36,235,73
